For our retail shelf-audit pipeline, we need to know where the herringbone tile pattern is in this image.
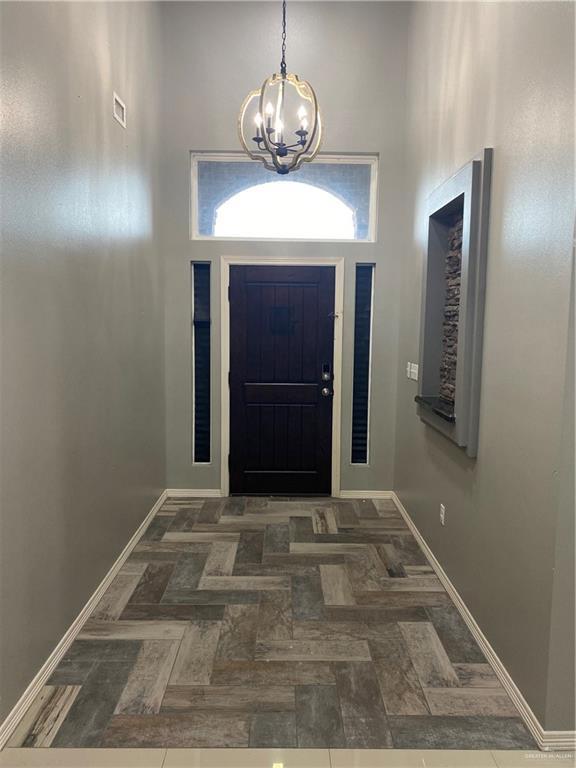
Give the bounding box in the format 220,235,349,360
9,497,535,750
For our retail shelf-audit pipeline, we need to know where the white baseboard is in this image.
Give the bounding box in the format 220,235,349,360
390,491,576,753
165,489,393,500
338,490,394,499
165,488,224,498
0,489,168,750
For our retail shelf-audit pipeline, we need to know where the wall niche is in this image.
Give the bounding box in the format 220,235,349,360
415,149,492,458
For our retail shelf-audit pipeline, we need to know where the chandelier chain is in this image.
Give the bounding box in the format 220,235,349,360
280,0,287,76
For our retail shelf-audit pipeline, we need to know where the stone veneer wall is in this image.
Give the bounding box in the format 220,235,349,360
439,215,463,403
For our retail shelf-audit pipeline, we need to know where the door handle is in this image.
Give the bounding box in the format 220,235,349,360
321,387,333,397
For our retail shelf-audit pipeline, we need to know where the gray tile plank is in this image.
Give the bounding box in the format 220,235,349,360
324,606,429,623
141,516,173,542
355,591,452,608
333,662,393,748
255,639,371,662
163,532,240,542
345,547,390,591
161,685,295,713
78,620,186,641
319,565,356,605
263,523,290,554
51,661,136,747
202,541,238,577
197,499,224,523
114,640,180,715
454,662,501,688
426,605,487,663
211,660,335,686
388,715,536,749
292,572,324,620
370,623,429,715
295,685,346,748
423,687,518,717
216,604,259,660
312,508,338,534
47,660,95,686
221,497,246,516
250,712,297,747
167,508,200,532
161,589,260,605
121,602,225,621
128,563,174,604
289,516,317,543
62,640,141,664
100,713,250,748
169,621,222,685
257,591,293,641
7,686,81,747
89,571,142,621
235,530,264,564
399,622,461,688
161,553,208,601
199,575,290,591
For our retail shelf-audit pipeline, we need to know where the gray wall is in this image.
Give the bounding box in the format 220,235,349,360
159,2,410,492
0,2,165,720
546,258,575,731
395,1,574,730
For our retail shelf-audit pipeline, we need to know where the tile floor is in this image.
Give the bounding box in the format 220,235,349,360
4,497,539,751
1,747,575,768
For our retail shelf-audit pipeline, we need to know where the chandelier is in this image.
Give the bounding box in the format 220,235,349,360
238,0,322,175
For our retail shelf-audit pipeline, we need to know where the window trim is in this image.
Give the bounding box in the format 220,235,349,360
190,151,379,243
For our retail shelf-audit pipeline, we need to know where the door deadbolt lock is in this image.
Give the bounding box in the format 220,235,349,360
321,387,333,397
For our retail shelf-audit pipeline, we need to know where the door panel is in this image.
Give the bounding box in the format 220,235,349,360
229,265,335,495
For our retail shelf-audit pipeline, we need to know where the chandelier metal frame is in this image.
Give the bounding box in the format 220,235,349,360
238,0,323,175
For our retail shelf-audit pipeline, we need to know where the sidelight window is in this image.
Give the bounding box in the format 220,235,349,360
192,262,211,463
351,264,374,464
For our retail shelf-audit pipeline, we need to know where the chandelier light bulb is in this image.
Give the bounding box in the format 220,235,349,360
238,0,322,174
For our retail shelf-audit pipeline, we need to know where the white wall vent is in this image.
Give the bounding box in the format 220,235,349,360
113,92,126,128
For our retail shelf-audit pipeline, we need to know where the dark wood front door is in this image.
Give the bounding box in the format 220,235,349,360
229,265,335,495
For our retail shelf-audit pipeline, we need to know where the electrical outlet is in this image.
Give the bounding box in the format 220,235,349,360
440,504,446,526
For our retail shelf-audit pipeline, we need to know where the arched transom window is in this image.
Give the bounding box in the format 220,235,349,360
191,154,378,242
214,182,355,240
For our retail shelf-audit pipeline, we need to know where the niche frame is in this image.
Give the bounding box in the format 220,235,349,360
415,148,493,458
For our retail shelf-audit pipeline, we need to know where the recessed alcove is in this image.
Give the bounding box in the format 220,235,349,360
415,149,492,457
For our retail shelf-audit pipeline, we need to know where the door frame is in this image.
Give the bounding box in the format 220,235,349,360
220,255,344,497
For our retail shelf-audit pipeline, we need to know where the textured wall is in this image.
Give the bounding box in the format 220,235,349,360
159,2,410,493
395,1,574,730
0,2,165,720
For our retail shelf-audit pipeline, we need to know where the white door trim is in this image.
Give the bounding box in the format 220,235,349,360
220,255,344,497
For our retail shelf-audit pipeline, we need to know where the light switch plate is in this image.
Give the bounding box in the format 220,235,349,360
406,362,412,378
410,362,419,381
